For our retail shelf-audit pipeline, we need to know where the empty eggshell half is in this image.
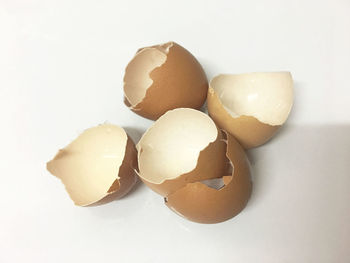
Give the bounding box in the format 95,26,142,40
137,108,252,223
137,108,227,196
47,124,138,206
166,131,252,224
123,42,208,120
207,72,294,149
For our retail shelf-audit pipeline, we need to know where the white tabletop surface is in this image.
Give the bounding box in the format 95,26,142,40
1,0,350,262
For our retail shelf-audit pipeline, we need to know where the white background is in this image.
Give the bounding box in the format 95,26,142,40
1,0,350,262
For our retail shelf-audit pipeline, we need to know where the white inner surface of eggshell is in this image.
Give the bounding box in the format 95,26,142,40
123,42,173,107
47,124,127,206
211,72,294,125
137,108,218,184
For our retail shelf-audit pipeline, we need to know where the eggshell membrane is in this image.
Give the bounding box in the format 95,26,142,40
207,72,293,149
166,132,252,224
136,108,228,196
123,42,208,120
46,124,138,206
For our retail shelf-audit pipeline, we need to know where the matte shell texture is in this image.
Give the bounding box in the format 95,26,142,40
95,136,138,205
136,108,227,197
140,128,228,197
123,42,208,120
207,88,280,148
136,108,251,223
46,124,138,206
166,132,252,224
207,72,293,149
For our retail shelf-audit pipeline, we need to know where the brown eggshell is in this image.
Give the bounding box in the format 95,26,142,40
140,128,228,197
123,42,208,120
46,124,138,206
207,88,280,149
136,108,228,198
207,72,293,149
166,132,252,224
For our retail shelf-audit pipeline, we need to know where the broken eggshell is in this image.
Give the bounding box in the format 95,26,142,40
207,72,294,149
46,124,138,206
136,108,228,197
166,131,252,224
123,42,208,120
136,108,252,223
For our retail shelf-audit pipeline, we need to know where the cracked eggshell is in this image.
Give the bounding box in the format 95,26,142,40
123,42,208,120
46,124,138,206
136,108,228,197
207,72,294,149
166,131,252,224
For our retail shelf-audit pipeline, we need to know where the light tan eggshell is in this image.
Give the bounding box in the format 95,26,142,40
93,136,138,206
124,42,208,120
46,124,138,206
207,72,293,149
166,132,252,224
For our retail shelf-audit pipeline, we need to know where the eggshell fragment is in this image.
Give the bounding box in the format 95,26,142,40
207,72,294,149
166,132,252,224
47,124,138,206
123,42,208,120
137,108,252,223
137,108,227,196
